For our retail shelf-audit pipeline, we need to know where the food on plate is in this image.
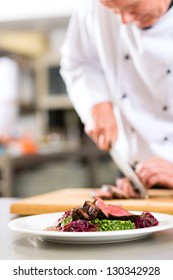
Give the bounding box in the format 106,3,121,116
91,178,142,199
44,198,158,232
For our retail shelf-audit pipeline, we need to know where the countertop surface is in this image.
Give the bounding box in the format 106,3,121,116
1,197,173,260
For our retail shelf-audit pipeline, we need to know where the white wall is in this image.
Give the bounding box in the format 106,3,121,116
0,0,83,21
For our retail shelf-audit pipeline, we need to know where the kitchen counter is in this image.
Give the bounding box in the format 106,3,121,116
1,198,173,260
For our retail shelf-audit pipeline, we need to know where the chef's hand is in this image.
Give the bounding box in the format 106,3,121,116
135,157,173,189
85,102,118,151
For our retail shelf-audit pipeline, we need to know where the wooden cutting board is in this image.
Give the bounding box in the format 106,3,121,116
10,188,173,215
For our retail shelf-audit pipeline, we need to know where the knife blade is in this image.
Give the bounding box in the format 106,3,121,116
109,146,148,198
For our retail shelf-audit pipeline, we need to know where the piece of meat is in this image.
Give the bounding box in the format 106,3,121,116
90,188,114,199
83,200,101,220
83,200,107,220
93,197,109,218
71,207,90,221
116,178,141,198
106,205,139,222
91,177,142,199
72,201,107,221
91,185,127,199
103,184,130,198
107,204,133,216
94,197,139,222
72,198,139,222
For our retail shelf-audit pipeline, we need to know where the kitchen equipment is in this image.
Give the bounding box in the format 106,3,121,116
10,188,173,215
109,147,148,198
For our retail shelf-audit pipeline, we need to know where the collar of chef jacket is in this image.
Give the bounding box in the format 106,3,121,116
142,0,173,30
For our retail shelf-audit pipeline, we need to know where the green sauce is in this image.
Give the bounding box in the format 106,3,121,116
91,219,135,231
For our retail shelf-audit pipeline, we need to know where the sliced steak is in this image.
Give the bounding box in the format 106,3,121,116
72,198,139,222
71,207,90,221
94,197,139,222
107,204,139,222
91,189,114,199
116,178,141,198
107,204,134,216
83,200,107,220
83,200,100,220
91,178,142,200
94,197,109,218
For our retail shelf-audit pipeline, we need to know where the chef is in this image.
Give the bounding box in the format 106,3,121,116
60,0,173,189
0,52,19,145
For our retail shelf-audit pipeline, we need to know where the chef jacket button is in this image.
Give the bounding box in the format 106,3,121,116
166,69,171,74
121,93,127,99
162,105,168,111
124,54,130,60
163,136,169,142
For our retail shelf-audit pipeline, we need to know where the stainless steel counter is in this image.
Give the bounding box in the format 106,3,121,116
1,198,173,260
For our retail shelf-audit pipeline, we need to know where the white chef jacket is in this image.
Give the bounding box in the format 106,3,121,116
60,0,173,165
0,56,19,136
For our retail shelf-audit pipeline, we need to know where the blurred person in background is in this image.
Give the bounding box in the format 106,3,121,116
60,0,173,190
0,51,37,155
0,51,19,146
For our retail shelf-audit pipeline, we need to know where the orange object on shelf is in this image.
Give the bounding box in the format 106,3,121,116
20,137,38,154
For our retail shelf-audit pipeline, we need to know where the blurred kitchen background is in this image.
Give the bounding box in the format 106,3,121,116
0,0,118,198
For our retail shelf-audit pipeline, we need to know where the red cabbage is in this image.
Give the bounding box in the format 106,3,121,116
59,220,98,232
135,211,159,229
57,210,71,225
58,210,71,221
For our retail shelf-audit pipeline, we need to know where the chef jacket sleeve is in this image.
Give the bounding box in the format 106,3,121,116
60,7,112,124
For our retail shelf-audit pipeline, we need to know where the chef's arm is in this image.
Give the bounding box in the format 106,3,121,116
135,157,173,189
85,102,118,150
60,9,118,150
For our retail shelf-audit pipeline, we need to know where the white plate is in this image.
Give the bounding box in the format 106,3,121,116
8,212,173,244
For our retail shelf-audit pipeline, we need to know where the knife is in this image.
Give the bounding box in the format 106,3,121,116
109,146,148,198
